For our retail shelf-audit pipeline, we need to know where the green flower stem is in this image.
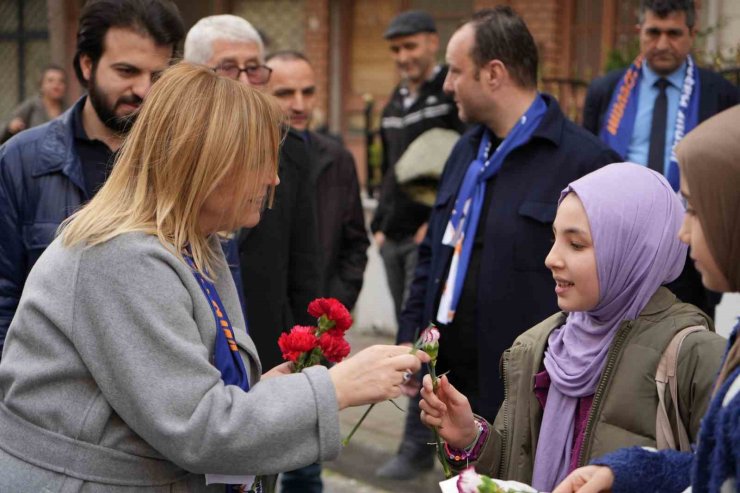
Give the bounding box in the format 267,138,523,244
342,335,426,447
388,399,405,412
295,347,321,373
317,314,335,336
341,403,374,446
429,360,452,479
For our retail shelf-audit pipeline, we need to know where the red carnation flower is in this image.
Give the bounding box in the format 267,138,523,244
307,298,353,333
317,332,351,363
278,325,318,363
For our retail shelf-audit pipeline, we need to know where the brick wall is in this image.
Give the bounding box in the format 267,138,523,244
472,0,567,78
304,0,330,127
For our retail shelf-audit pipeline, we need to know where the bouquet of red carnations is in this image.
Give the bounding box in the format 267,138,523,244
277,298,352,371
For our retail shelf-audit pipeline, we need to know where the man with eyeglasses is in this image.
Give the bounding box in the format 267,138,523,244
211,62,272,83
184,19,324,492
184,16,321,385
583,0,738,319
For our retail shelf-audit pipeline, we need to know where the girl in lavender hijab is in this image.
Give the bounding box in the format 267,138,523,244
554,107,740,493
419,162,726,492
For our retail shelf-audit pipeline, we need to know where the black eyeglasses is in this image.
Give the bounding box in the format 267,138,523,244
211,63,272,85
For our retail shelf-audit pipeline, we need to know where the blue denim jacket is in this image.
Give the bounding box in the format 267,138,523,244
0,98,88,350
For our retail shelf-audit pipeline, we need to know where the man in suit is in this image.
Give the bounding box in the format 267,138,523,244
265,51,369,313
264,51,369,492
583,0,738,317
399,4,620,453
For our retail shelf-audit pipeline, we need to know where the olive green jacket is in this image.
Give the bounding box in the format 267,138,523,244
469,287,726,483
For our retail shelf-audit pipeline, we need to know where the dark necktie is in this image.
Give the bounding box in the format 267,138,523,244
648,78,669,174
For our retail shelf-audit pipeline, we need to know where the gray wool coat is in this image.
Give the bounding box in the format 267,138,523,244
0,232,341,492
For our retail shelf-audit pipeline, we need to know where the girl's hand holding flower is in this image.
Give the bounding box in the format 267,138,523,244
420,374,477,450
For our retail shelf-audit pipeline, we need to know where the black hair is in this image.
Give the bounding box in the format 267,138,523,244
468,7,538,89
73,0,185,87
265,50,311,65
640,0,696,29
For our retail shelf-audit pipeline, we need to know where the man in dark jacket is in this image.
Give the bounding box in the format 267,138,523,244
184,16,321,374
372,10,466,480
266,51,369,311
371,11,466,326
0,0,185,355
582,0,738,318
264,49,369,493
400,6,620,435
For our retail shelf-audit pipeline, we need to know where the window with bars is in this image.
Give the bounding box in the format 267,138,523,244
0,0,50,122
231,0,306,53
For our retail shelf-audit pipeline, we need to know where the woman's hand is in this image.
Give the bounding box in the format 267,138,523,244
329,344,429,410
261,362,294,380
397,341,421,397
419,374,477,449
552,465,614,493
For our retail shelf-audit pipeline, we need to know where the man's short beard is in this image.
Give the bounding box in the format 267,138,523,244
87,65,141,134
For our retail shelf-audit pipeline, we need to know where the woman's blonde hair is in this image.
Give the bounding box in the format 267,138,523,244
61,62,284,274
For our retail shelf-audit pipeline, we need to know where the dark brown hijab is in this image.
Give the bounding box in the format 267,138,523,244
676,105,740,390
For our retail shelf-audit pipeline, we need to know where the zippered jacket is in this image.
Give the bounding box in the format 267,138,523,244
370,66,465,240
591,322,740,493
468,287,726,483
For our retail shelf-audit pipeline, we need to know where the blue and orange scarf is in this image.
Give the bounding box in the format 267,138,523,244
184,253,259,492
599,55,700,191
184,254,249,392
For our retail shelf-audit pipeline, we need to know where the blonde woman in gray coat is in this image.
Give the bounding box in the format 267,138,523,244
0,63,427,492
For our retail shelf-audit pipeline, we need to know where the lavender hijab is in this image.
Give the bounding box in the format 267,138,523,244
531,163,687,491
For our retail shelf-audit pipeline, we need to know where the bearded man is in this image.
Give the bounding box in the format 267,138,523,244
0,0,185,354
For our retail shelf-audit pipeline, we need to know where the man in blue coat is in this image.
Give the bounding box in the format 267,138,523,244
582,0,738,320
399,7,620,425
0,0,184,355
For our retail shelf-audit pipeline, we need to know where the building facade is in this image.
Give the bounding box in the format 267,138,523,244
2,0,738,186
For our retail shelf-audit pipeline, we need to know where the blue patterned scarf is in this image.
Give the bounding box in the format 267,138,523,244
436,94,548,324
599,55,700,190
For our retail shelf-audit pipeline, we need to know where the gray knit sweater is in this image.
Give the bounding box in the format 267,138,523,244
0,232,340,492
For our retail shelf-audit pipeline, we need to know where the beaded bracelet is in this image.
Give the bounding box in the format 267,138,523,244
444,417,490,463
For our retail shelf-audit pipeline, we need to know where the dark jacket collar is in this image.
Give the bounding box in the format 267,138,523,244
639,286,678,316
423,65,448,93
32,96,86,193
280,127,307,172
464,93,566,151
392,65,450,108
307,130,335,175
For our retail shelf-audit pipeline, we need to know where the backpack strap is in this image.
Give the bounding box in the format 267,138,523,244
655,325,707,451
